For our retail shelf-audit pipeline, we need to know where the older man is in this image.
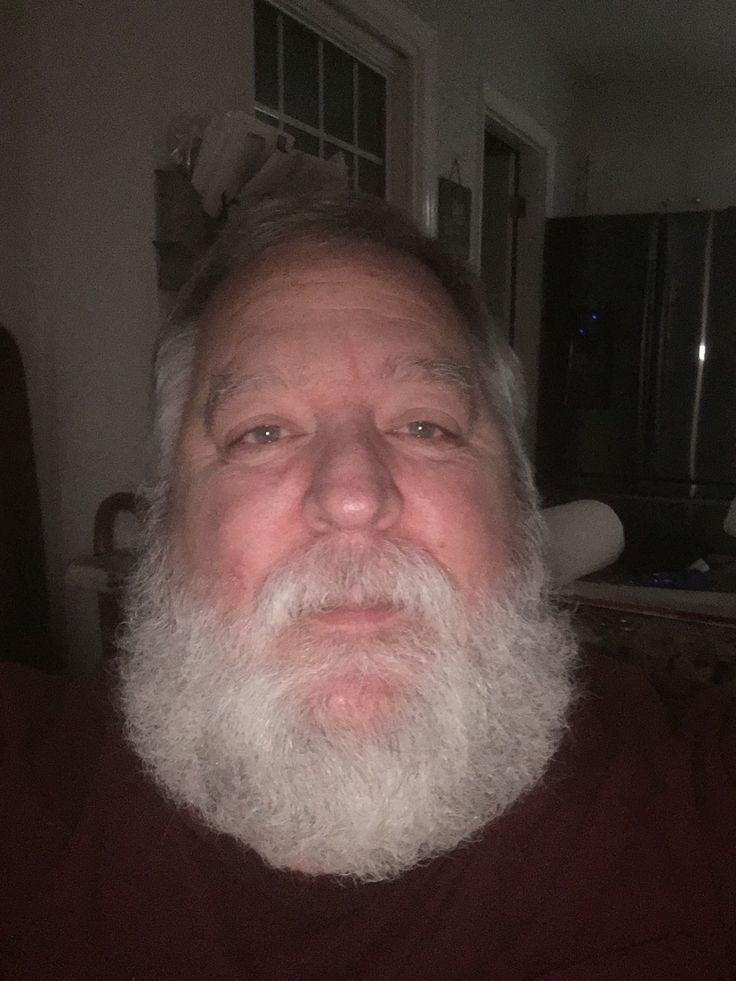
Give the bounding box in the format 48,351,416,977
1,193,734,978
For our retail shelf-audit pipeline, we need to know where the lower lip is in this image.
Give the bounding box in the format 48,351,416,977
310,604,399,627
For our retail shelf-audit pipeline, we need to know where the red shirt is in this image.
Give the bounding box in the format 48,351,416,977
1,654,734,980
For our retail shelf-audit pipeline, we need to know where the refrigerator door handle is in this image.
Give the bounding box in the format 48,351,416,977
688,211,714,484
650,272,673,452
637,218,660,467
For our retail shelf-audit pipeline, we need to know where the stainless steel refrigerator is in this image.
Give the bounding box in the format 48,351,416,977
537,209,736,568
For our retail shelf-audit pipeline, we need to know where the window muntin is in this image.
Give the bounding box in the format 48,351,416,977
253,0,387,197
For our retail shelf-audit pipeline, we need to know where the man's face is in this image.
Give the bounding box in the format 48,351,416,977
121,245,575,880
172,247,513,622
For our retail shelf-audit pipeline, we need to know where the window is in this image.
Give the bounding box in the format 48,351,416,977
254,0,387,197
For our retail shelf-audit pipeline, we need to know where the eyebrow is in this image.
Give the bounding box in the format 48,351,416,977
383,355,480,422
204,355,480,434
204,369,287,434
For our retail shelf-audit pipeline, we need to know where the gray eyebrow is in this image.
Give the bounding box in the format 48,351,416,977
384,356,479,422
204,369,286,434
204,355,480,434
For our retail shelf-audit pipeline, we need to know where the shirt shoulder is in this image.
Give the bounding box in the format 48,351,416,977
660,668,736,956
577,652,736,964
0,661,115,943
582,645,734,743
578,650,736,760
0,660,112,788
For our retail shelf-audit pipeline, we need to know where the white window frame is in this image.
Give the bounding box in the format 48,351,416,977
254,0,438,232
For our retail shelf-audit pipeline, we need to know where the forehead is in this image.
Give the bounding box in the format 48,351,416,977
195,247,473,376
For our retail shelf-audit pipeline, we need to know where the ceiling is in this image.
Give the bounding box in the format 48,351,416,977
518,0,736,87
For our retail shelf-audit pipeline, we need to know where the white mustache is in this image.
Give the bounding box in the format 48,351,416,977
245,539,461,636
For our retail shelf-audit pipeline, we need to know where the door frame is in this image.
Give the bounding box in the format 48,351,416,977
473,82,556,454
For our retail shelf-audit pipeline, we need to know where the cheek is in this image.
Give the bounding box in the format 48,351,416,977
174,471,306,607
406,469,512,594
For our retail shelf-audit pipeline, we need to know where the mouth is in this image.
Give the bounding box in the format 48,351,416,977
308,603,400,628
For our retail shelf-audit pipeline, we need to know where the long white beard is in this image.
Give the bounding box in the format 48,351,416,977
117,531,577,882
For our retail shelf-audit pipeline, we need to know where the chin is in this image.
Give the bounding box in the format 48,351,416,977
305,671,407,732
276,615,427,733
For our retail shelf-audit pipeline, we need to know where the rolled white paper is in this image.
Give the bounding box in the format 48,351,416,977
542,499,625,587
724,496,736,537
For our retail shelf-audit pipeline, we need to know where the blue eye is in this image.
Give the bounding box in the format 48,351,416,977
243,424,283,444
405,421,447,440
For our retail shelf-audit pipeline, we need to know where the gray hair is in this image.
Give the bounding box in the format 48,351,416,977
148,191,537,529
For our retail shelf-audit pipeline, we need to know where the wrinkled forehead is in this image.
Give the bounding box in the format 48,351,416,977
195,244,475,365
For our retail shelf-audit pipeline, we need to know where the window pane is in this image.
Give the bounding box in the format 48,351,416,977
254,0,279,110
358,157,385,197
357,64,385,157
284,124,319,157
323,41,354,144
283,16,319,127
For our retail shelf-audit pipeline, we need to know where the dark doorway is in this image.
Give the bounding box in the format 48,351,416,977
480,129,521,344
0,324,57,670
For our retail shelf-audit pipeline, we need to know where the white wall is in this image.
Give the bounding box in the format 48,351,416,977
1,1,64,658
575,75,736,215
398,0,580,448
5,0,578,668
402,0,578,216
8,0,254,668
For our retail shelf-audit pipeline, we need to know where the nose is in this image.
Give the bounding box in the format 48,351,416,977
303,422,402,535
